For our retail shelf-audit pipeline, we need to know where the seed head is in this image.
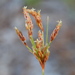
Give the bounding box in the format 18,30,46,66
23,6,44,31
38,30,43,41
15,27,27,46
23,7,33,30
15,7,62,71
50,20,62,42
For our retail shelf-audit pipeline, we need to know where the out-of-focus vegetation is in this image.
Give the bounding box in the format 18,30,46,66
62,0,75,19
63,0,75,10
23,0,41,7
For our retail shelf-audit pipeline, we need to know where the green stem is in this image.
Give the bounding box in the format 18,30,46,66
42,31,44,46
48,41,52,46
30,36,36,49
26,46,33,53
46,16,49,44
42,69,45,75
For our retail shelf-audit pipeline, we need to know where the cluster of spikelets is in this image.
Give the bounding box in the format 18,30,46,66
15,6,62,71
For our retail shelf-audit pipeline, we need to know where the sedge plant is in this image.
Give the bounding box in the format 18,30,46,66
15,6,62,75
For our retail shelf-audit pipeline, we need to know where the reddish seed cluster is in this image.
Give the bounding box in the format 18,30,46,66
50,21,62,42
15,27,27,46
23,6,44,31
15,6,62,70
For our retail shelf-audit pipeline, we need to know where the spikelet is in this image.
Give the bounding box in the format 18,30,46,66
28,30,33,38
23,7,44,31
50,20,62,42
15,27,27,46
23,6,33,30
23,6,34,38
34,39,41,49
38,30,43,41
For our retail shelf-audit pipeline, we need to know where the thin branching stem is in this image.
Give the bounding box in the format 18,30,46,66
26,46,33,53
46,16,49,44
30,36,36,49
42,69,45,75
42,31,44,46
48,41,52,46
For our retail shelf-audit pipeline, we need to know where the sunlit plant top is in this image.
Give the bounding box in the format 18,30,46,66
15,6,62,75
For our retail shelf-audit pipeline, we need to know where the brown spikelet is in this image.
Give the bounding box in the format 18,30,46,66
38,30,43,41
15,27,27,46
28,30,33,38
39,54,49,70
38,50,42,57
23,6,33,30
50,20,62,41
35,39,41,48
23,7,44,31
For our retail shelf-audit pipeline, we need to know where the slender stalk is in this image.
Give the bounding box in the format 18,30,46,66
48,41,52,46
26,46,33,53
42,69,45,75
30,36,36,49
46,16,49,44
42,31,44,46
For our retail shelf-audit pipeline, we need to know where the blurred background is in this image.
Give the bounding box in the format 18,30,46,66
0,0,75,75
